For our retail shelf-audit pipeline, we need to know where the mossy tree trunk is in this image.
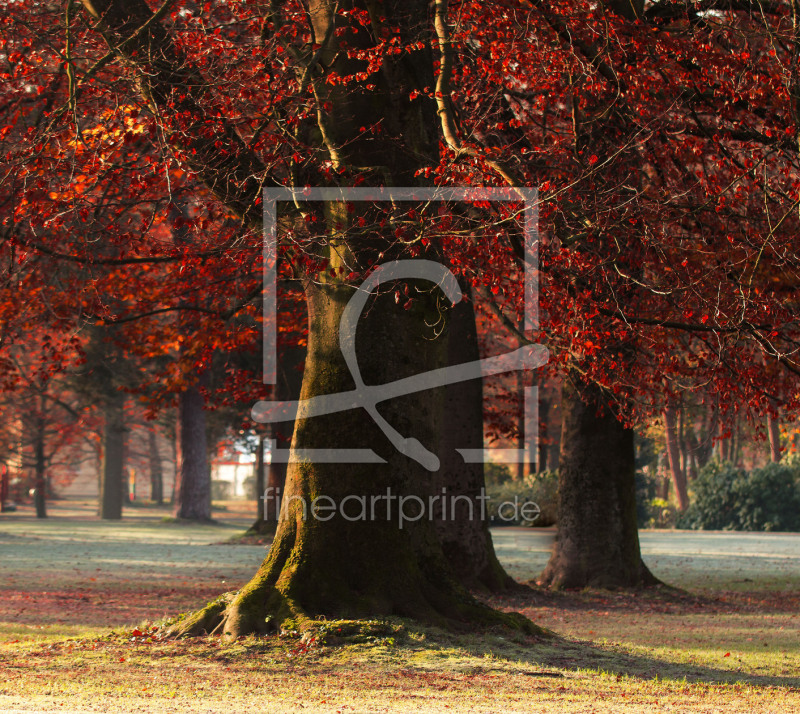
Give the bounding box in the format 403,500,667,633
195,268,534,638
181,0,529,634
539,372,657,589
82,0,530,635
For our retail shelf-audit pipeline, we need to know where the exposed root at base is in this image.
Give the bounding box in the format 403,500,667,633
164,586,554,642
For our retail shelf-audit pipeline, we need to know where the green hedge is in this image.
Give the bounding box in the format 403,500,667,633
677,460,800,532
484,468,558,527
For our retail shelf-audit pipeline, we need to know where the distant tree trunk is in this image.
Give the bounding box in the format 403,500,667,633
169,432,178,505
122,434,132,505
684,427,700,480
695,400,717,469
33,416,47,519
174,383,211,521
254,433,265,511
768,413,781,463
435,293,511,591
538,395,550,472
677,405,688,474
663,407,689,511
148,429,164,504
515,373,527,481
539,372,657,589
99,394,125,520
719,420,730,462
266,430,289,518
247,432,277,535
249,344,305,535
0,464,8,511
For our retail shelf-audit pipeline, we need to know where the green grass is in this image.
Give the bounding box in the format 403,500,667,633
1,621,797,713
0,501,798,712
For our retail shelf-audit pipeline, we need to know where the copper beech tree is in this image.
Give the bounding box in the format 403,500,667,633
2,0,800,634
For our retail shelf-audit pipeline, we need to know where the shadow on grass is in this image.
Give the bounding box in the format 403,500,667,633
398,620,800,689
445,584,800,689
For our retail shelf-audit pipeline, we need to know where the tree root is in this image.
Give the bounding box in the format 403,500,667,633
164,582,553,641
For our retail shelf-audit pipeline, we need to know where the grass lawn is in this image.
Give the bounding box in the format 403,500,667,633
0,499,797,712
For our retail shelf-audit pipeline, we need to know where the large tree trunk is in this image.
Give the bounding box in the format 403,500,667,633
663,406,689,511
539,373,657,589
435,290,512,591
148,429,164,505
83,0,538,636
99,394,125,520
175,266,536,638
174,384,211,521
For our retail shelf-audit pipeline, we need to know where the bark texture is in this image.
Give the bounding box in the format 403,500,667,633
435,290,512,591
539,373,658,589
174,275,537,637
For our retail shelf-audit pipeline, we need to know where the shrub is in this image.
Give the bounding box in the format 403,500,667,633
484,461,514,486
211,479,232,501
677,460,800,531
635,470,658,526
485,470,558,527
646,498,678,528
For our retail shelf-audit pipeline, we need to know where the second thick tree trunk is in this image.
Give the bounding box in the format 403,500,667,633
435,292,512,591
539,373,657,589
